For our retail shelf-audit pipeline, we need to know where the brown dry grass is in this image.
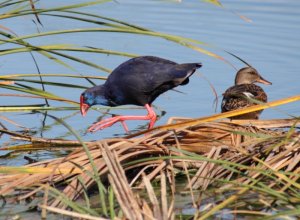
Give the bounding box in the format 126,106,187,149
0,117,299,212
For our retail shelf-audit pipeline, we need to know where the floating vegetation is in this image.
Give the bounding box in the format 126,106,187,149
1,0,300,219
0,98,299,219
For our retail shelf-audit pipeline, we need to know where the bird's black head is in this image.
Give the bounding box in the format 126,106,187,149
80,85,108,117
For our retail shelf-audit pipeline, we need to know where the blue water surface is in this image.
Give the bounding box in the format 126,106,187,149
0,0,299,164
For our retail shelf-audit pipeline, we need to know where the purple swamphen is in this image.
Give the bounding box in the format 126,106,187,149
80,56,202,133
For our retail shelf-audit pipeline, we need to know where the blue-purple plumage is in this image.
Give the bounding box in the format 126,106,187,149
82,56,201,107
80,56,202,132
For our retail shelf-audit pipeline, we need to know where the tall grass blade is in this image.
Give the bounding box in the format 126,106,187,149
0,166,82,174
128,94,300,137
0,84,75,104
0,0,113,20
43,113,108,216
29,0,42,26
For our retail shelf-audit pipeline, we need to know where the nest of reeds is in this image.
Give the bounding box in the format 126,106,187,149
0,116,299,215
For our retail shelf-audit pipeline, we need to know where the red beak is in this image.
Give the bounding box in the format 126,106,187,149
257,76,272,85
80,95,90,117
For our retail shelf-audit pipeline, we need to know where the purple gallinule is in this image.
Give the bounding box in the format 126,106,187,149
80,56,202,132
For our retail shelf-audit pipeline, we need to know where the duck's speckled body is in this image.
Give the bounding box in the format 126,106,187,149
221,67,272,119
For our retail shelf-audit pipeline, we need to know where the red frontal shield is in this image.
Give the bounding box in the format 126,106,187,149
80,95,90,117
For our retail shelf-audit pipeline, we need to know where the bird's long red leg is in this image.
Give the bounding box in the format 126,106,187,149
120,121,129,133
88,104,157,133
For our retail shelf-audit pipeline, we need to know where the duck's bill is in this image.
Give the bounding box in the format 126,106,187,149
257,77,272,85
80,95,90,116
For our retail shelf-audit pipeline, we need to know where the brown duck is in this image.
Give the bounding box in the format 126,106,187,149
221,67,272,119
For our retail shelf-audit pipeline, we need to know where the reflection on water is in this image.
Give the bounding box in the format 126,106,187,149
0,1,300,162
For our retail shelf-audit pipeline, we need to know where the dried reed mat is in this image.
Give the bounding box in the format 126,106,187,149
0,118,299,208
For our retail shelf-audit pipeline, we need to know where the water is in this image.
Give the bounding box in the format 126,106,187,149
0,1,300,218
0,1,300,160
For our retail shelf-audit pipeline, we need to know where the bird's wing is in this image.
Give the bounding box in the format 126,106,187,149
221,84,267,112
105,56,201,105
141,62,202,92
108,56,200,92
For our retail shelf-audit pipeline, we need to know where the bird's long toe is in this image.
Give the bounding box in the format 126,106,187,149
88,122,110,132
87,123,104,133
87,118,118,132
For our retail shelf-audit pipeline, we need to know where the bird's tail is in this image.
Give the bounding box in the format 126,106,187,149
195,63,202,68
174,62,202,86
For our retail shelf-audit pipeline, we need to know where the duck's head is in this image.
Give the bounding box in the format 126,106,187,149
80,85,108,116
235,67,272,85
